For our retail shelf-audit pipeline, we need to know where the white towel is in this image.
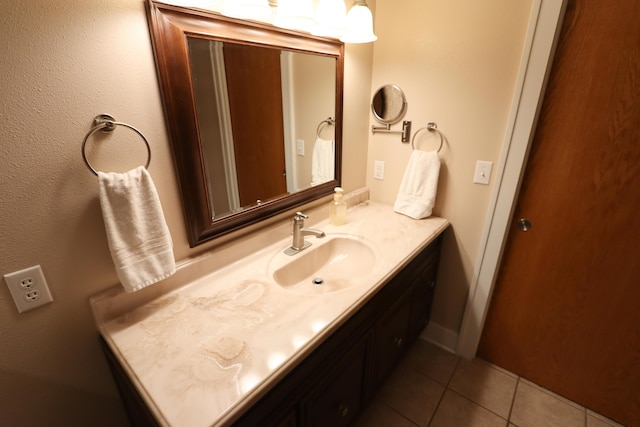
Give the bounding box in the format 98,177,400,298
394,150,441,219
98,166,176,293
311,137,335,186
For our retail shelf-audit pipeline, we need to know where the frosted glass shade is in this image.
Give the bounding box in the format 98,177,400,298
273,0,315,32
340,0,377,43
312,0,347,38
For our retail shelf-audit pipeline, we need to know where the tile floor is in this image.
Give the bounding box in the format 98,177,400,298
354,339,626,427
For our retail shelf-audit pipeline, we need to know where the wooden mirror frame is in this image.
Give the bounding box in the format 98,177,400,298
146,0,344,247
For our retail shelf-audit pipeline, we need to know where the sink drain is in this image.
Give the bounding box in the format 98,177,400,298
312,277,324,285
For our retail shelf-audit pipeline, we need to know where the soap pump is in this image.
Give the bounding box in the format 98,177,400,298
329,187,347,226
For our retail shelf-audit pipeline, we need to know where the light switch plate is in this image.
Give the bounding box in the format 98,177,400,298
473,161,493,185
296,139,305,156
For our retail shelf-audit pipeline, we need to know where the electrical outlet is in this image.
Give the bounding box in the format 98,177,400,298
4,265,53,313
374,160,385,180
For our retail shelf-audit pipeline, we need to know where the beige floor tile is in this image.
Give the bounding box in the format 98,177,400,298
519,378,584,411
510,380,586,427
377,364,445,427
448,357,518,418
429,390,508,427
354,398,417,427
586,410,626,427
402,339,459,386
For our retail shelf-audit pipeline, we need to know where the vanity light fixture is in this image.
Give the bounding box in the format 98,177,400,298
272,0,315,32
312,0,347,38
340,0,377,43
220,0,272,20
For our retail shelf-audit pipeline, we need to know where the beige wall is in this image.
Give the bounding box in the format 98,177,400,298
366,0,533,339
0,0,536,424
0,1,372,425
291,52,337,189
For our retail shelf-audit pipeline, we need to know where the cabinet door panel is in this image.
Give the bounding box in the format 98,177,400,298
303,337,368,427
408,265,436,343
374,295,412,385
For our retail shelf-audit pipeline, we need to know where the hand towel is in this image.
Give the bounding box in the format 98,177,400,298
393,150,441,219
311,137,335,186
98,166,176,293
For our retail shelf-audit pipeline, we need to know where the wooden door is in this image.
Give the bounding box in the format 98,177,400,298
223,44,287,206
478,1,640,425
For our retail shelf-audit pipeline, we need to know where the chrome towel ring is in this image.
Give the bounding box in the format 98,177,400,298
82,114,151,176
316,117,335,139
411,122,444,153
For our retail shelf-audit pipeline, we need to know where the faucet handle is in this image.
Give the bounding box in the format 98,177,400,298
294,211,308,221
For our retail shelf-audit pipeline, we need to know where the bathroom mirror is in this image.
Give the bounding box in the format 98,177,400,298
371,84,407,124
146,1,343,246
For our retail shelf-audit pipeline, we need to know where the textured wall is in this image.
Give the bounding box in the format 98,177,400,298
0,1,372,425
366,0,533,338
0,0,535,423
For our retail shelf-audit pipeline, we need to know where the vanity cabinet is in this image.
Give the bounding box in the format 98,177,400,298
373,293,412,385
101,235,442,427
301,333,370,427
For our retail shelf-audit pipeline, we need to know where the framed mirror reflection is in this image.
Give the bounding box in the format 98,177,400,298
146,0,344,246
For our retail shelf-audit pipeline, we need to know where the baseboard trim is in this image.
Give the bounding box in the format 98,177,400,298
420,321,458,354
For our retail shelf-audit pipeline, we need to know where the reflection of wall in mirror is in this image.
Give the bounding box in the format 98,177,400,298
189,38,233,217
189,38,337,219
289,54,336,189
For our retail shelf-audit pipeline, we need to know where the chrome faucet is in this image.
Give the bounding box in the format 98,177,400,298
285,212,325,255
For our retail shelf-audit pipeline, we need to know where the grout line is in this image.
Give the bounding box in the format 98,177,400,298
425,388,446,427
381,401,420,427
426,357,460,427
518,378,586,411
584,407,587,427
446,356,462,388
507,377,521,426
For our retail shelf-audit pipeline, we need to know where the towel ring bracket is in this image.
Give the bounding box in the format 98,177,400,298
316,117,335,139
82,114,151,176
411,122,443,153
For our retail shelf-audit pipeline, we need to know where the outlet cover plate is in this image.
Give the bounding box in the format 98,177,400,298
374,160,385,180
4,265,53,313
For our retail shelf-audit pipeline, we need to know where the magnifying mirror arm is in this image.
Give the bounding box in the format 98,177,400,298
371,120,412,143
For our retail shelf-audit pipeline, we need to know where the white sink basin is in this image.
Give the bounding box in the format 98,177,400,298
269,234,378,294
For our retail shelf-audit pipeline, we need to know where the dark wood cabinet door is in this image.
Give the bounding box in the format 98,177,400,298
408,265,436,343
374,295,412,385
303,336,368,427
275,411,297,427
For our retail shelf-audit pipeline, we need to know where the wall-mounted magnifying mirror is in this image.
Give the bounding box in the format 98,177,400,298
371,84,411,142
371,84,407,124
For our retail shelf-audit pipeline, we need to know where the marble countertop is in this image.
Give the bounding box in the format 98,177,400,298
91,199,448,427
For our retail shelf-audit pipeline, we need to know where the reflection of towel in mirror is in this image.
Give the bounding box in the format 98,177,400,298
98,166,176,293
311,137,335,186
394,151,440,219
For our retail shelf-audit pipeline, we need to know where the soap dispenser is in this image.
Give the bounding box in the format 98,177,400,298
329,187,347,225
